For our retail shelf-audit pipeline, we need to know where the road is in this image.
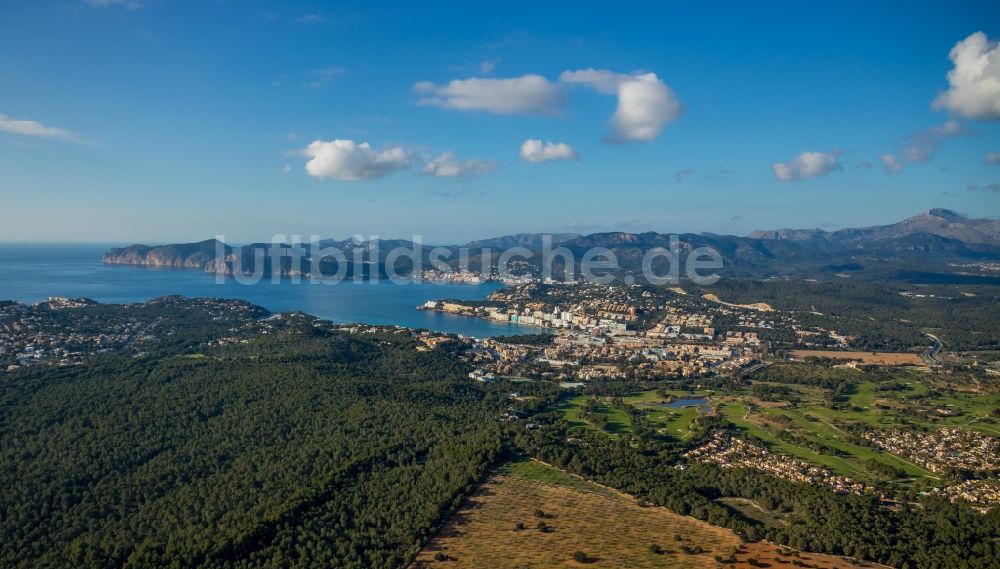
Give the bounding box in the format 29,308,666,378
734,359,767,379
923,334,942,366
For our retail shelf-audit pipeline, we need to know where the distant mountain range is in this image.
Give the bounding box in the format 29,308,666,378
102,209,1000,284
462,232,582,250
749,208,1000,245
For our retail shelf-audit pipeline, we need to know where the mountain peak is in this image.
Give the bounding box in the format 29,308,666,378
750,209,998,245
924,208,967,222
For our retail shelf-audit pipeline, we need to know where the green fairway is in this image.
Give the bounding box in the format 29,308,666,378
498,458,618,497
556,394,633,438
557,372,996,486
556,394,595,432
717,402,877,479
846,381,877,408
636,405,701,440
623,389,713,441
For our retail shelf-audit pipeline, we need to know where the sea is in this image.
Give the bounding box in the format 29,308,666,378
0,243,535,338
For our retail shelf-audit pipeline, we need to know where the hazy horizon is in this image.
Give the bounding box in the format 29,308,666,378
0,205,994,247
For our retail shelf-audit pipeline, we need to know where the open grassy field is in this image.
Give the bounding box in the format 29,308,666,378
716,497,789,528
557,364,999,487
789,350,923,365
561,387,956,481
710,372,1000,484
717,401,938,482
411,459,882,569
623,390,712,441
555,394,633,439
494,458,619,497
559,390,715,442
702,293,774,312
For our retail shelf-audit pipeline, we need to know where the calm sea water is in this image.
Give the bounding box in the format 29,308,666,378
0,243,533,338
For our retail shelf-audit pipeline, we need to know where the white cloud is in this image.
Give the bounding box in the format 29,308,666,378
421,151,497,177
880,154,903,173
559,69,682,142
967,183,1000,192
83,0,141,8
933,32,1000,120
412,68,681,142
927,120,969,137
414,75,563,115
304,67,344,88
298,14,323,23
772,151,841,181
519,139,578,163
674,168,695,182
559,69,622,94
902,143,933,164
986,150,1000,164
479,59,498,74
0,114,81,142
301,139,411,181
883,120,971,172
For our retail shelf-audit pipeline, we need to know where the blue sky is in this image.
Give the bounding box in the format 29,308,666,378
1,0,999,244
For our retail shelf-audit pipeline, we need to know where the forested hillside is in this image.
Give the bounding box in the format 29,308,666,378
698,279,1000,351
0,324,501,568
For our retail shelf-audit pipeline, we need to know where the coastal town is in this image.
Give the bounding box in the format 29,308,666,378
419,282,856,382
0,296,275,372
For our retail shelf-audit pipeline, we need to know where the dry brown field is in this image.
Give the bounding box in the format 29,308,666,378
702,293,775,312
789,350,923,365
411,460,883,569
731,542,888,568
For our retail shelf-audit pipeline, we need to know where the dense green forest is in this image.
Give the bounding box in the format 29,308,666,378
0,323,501,568
697,279,1000,351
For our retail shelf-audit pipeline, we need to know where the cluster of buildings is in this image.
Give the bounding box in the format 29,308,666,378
0,297,274,373
949,261,1000,273
417,268,535,286
861,428,999,474
898,291,950,300
425,319,761,382
0,297,134,371
931,478,1000,509
683,431,868,495
434,335,547,380
417,270,491,285
542,336,760,379
422,283,776,381
422,300,633,334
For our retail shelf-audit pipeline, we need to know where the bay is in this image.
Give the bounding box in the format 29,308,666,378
0,243,533,338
